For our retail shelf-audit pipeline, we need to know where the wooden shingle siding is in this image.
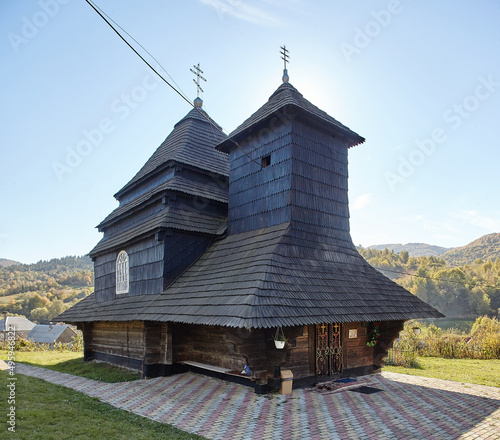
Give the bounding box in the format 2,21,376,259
99,174,228,230
58,80,443,334
102,200,165,237
89,206,226,257
163,231,212,288
117,167,176,206
94,253,116,303
128,238,164,296
115,108,228,200
228,130,293,235
217,83,364,151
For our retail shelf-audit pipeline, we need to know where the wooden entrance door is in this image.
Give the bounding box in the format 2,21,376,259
316,323,342,376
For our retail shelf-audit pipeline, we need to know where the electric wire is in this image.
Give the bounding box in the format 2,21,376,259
84,0,262,167
85,0,192,107
82,2,499,300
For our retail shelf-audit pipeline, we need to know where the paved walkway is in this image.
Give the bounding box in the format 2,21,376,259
10,362,500,439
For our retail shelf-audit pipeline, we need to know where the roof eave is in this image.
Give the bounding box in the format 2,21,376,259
216,103,365,153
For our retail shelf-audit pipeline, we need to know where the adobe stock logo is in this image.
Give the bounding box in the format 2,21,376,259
52,73,160,182
339,0,403,63
7,0,70,54
385,75,499,191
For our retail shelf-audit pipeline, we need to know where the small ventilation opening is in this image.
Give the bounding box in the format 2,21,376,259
261,155,271,168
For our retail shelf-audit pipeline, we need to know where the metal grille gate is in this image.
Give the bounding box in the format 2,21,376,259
316,323,342,376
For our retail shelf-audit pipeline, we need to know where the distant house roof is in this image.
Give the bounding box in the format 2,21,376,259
0,317,35,332
57,223,443,328
115,107,228,200
27,325,76,344
217,82,365,153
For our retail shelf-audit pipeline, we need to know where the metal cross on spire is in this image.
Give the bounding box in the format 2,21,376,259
280,45,290,83
190,63,206,107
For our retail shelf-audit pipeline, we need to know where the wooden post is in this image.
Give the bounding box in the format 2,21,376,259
82,322,94,362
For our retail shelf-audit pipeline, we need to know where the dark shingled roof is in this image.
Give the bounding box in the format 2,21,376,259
58,81,442,328
89,206,227,257
115,107,228,200
217,82,365,153
58,223,443,327
98,176,228,229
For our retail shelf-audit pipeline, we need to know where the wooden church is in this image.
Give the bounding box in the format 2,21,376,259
57,56,443,391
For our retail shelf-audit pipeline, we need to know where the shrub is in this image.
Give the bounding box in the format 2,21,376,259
0,334,83,352
385,321,421,368
385,317,500,363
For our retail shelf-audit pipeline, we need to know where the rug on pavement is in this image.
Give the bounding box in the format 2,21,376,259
349,385,384,394
309,376,376,394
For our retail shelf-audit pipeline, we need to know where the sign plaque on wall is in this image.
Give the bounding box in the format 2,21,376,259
349,329,358,338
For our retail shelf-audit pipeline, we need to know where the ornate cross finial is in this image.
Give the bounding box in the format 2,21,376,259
190,63,206,107
280,45,290,83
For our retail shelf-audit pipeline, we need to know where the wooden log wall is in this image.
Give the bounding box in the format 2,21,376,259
92,321,145,361
275,326,311,379
342,322,373,372
172,324,268,379
81,322,94,362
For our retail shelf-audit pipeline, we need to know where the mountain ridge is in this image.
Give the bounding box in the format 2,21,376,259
442,232,500,266
0,258,22,267
367,243,452,257
367,232,500,265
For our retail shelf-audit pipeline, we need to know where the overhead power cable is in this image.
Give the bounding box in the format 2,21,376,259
84,0,192,107
84,0,262,167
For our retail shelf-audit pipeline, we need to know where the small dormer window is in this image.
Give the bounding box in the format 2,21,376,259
261,155,271,168
116,250,129,294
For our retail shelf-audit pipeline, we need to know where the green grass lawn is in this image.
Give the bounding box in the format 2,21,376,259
0,371,207,440
0,350,140,383
383,356,500,387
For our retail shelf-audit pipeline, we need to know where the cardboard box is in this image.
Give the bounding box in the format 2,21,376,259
280,369,293,394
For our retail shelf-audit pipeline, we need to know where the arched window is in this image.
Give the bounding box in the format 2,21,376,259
116,250,129,294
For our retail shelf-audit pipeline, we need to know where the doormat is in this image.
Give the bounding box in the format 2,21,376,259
349,386,384,394
334,378,356,384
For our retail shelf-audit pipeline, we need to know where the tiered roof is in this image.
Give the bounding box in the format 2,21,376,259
88,107,229,257
58,81,443,327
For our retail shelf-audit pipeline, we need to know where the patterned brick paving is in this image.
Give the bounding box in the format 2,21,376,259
13,364,500,439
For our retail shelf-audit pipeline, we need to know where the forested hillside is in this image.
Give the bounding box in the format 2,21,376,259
0,256,93,323
358,247,500,318
442,233,500,266
3,235,500,324
368,243,451,257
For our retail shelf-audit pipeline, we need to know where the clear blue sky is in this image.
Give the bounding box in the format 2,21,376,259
1,0,499,264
